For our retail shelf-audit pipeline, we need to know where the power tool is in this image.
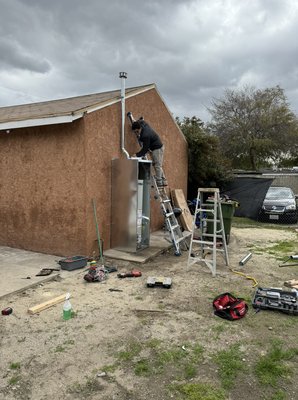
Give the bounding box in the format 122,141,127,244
117,269,142,278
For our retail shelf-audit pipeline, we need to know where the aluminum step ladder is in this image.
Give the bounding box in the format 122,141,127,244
152,176,189,256
187,188,229,276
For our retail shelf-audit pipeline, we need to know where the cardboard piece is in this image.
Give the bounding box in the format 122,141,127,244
171,189,193,232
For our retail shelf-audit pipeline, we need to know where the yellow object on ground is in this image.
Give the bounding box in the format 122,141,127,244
230,268,258,287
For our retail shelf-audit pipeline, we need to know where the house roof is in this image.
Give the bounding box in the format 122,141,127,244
0,84,155,130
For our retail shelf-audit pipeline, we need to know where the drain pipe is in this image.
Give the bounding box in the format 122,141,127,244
119,72,130,158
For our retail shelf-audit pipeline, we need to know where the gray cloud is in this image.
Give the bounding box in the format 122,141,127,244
0,38,51,73
0,0,298,121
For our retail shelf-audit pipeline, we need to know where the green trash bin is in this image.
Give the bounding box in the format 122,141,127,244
206,201,237,244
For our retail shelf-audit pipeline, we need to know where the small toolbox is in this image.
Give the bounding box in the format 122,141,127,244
58,255,88,271
252,287,298,315
147,276,172,289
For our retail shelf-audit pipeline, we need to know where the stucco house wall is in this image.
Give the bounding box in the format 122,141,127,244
0,87,188,257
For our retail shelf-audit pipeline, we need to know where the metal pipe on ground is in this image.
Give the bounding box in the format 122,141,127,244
239,252,252,266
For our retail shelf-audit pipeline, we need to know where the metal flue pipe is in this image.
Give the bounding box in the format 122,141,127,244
119,72,130,158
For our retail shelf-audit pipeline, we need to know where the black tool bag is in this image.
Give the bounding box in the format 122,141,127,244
213,292,248,320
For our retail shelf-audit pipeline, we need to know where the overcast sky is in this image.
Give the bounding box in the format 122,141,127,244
1,0,298,122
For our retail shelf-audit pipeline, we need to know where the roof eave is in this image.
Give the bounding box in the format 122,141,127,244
0,113,83,131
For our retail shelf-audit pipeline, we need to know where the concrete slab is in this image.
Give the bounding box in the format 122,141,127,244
104,230,173,263
0,246,62,300
0,230,182,300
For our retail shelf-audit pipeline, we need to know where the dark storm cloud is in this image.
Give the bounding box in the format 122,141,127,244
1,0,298,121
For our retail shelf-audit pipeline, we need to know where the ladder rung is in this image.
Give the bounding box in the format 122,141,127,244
192,239,215,245
168,224,180,230
196,209,214,214
165,212,174,217
162,199,171,203
175,236,186,244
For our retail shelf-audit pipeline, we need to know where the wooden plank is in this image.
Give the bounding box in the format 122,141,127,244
171,189,193,232
28,293,68,315
284,279,298,288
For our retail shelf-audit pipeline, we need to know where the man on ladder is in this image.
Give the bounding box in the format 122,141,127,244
130,119,168,187
128,112,187,256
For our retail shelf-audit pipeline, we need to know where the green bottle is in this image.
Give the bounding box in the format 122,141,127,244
63,293,72,320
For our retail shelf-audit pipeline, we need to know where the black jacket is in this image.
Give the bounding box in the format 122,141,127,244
136,122,163,157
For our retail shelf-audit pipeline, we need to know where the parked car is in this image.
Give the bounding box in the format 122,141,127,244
258,186,298,223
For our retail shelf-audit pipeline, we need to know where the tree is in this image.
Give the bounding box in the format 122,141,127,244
176,116,232,199
208,86,298,170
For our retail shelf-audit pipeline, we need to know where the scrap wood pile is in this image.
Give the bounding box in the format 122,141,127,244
284,279,298,290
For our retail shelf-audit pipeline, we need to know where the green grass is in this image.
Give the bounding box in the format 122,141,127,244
172,382,226,400
249,239,298,259
134,359,152,376
117,341,142,361
101,364,117,373
255,340,298,387
232,216,298,229
156,347,187,366
232,217,263,227
54,345,66,353
9,362,21,370
8,375,21,385
269,390,287,400
146,338,162,349
115,340,204,380
67,376,103,395
213,344,247,389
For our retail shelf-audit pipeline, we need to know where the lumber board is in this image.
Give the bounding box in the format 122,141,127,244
28,293,68,315
171,189,193,232
284,279,298,288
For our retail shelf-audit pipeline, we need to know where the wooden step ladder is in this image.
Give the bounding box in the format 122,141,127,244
152,176,189,256
187,188,229,276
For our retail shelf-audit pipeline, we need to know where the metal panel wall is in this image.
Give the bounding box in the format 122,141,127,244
111,158,151,252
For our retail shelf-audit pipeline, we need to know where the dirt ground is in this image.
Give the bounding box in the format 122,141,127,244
1,226,298,400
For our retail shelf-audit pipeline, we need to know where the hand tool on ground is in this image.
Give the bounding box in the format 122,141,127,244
109,288,123,292
36,268,60,276
117,269,142,278
279,255,298,267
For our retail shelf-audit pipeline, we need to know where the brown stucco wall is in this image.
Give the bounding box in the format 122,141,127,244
0,120,87,255
0,87,188,257
0,120,86,255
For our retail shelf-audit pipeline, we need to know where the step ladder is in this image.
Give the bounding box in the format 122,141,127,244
187,188,229,276
152,176,189,256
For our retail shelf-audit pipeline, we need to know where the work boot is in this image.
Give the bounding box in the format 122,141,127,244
156,180,164,187
162,180,168,186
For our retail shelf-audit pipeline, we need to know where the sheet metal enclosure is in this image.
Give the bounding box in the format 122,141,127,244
111,158,151,252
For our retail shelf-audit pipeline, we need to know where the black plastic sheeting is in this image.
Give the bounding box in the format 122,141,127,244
221,177,274,220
